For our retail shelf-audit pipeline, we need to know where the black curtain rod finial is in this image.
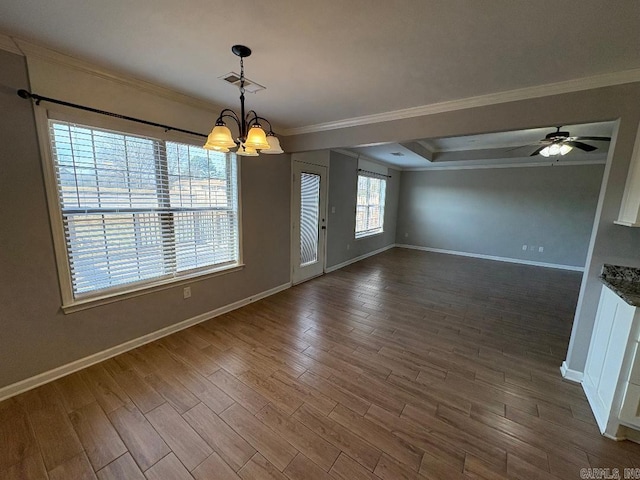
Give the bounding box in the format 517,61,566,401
19,89,42,105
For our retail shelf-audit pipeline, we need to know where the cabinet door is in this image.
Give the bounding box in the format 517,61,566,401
620,342,640,428
584,287,618,391
597,300,634,412
583,286,636,434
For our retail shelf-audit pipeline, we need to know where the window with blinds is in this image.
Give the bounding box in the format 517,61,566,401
355,175,386,238
48,120,239,299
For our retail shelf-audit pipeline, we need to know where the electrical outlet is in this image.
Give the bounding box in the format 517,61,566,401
347,244,350,250
522,244,527,251
539,246,544,253
183,286,191,299
404,232,409,238
331,206,336,214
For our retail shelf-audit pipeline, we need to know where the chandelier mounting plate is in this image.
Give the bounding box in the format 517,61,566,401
232,45,252,58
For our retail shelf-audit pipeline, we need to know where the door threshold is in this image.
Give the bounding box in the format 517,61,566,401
292,272,325,286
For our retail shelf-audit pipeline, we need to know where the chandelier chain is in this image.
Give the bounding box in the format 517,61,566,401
239,56,245,96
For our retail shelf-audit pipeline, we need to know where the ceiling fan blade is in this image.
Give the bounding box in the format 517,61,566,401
529,145,547,156
573,136,611,142
565,141,597,152
505,145,532,153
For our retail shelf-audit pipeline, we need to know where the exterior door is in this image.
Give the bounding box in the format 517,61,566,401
292,161,327,284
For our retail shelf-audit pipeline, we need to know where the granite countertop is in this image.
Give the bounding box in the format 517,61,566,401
600,264,640,307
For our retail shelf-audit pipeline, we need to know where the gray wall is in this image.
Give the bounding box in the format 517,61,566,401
396,164,605,267
3,41,640,390
0,50,291,389
326,151,400,268
287,83,640,375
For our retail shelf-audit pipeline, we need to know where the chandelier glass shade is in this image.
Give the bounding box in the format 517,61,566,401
237,144,259,156
245,124,270,149
204,45,284,156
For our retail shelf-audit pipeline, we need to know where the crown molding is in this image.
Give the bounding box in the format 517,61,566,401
0,33,21,55
6,31,639,138
282,68,640,136
334,150,606,172
331,148,399,170
401,158,606,172
13,38,221,114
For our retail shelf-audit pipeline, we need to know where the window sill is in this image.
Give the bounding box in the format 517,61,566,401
355,231,384,240
61,263,245,314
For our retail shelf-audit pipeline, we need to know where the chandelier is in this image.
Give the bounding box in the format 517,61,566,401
203,45,283,156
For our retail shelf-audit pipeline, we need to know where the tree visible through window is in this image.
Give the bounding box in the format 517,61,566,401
49,120,239,298
355,174,386,238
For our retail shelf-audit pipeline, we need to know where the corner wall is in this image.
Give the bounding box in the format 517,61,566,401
0,49,291,390
325,151,400,269
396,164,605,268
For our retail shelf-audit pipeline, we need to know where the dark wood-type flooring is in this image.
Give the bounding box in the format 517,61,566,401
2,248,640,479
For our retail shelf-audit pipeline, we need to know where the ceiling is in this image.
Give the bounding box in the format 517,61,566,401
0,1,639,133
348,121,615,169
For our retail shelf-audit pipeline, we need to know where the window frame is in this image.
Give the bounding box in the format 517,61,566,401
354,173,387,239
35,107,243,313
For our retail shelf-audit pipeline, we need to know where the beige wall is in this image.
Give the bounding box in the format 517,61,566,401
0,50,291,389
287,83,640,375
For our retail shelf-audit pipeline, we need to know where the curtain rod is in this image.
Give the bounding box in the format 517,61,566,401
17,89,208,138
358,168,392,178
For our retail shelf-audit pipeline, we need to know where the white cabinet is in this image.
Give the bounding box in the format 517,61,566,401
583,285,639,438
616,122,640,226
620,353,640,427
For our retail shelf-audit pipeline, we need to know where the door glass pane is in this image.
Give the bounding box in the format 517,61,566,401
300,172,321,266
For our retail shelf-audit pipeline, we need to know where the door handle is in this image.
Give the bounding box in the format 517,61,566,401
321,226,326,230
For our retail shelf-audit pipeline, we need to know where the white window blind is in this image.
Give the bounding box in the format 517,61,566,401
48,120,239,298
299,172,321,266
355,174,386,238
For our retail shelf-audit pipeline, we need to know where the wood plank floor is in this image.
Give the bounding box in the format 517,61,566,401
2,248,640,479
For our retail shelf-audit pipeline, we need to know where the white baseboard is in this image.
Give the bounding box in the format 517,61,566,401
0,282,291,402
396,244,584,272
325,244,396,273
617,425,640,443
560,361,584,383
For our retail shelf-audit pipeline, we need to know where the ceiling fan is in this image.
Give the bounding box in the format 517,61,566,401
527,126,611,157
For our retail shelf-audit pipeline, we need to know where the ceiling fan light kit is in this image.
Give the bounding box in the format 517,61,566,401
539,143,572,157
203,45,284,156
529,126,611,157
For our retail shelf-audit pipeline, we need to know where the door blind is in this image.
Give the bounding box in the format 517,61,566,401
49,120,239,298
299,172,321,266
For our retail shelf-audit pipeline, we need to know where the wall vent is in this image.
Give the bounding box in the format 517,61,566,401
218,72,266,93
